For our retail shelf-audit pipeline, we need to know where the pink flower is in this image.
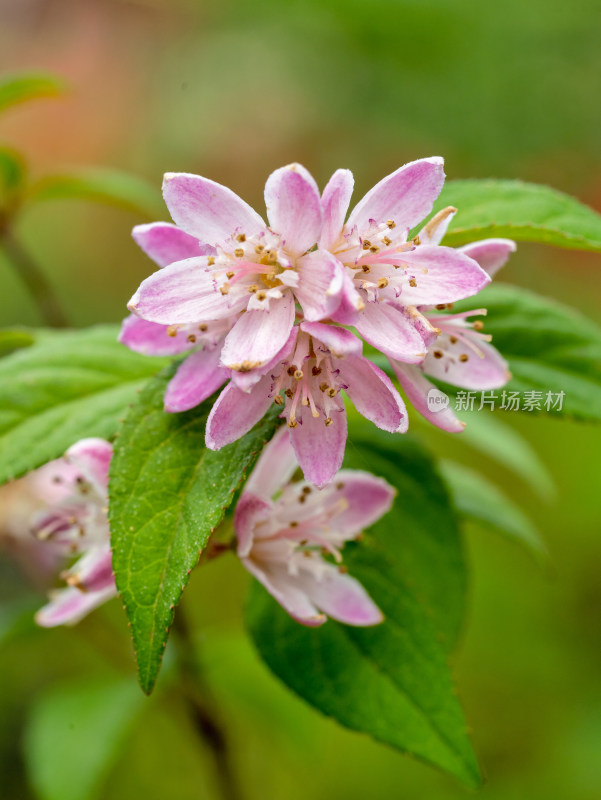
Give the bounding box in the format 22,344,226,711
28,439,117,627
235,427,394,626
127,165,343,375
319,159,495,363
206,323,407,487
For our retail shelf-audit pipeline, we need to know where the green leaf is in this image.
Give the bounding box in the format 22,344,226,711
0,146,27,209
25,167,164,219
439,459,547,562
109,365,280,695
0,72,66,115
432,179,601,252
246,434,479,786
24,677,144,800
0,326,36,355
454,284,601,421
0,325,168,485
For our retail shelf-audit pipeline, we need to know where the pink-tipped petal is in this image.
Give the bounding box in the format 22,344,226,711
206,376,274,450
392,362,465,433
296,564,383,626
242,558,326,626
289,411,347,488
164,348,228,413
244,426,298,499
128,258,241,324
330,270,365,325
230,327,298,393
300,321,362,357
355,302,434,363
332,470,396,535
234,493,273,557
132,222,213,268
119,314,193,356
65,439,112,494
341,356,408,433
397,245,491,305
221,293,295,371
295,250,344,321
264,164,323,255
347,157,445,234
162,173,265,247
422,336,511,390
458,238,517,278
65,546,114,593
35,584,117,627
320,169,354,249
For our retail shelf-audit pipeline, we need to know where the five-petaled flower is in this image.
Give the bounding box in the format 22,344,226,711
234,427,394,626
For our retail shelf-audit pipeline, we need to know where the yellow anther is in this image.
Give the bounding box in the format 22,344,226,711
226,271,235,279
293,369,303,380
362,239,372,250
199,323,208,332
319,382,329,392
312,365,322,376
234,248,244,258
273,394,284,405
473,320,484,331
285,388,294,398
386,219,396,229
408,277,417,287
412,235,421,246
361,264,371,274
288,365,298,376
377,278,389,289
187,334,197,343
167,325,178,337
459,354,469,362
207,256,215,266
369,245,379,253
449,335,458,344
220,284,230,295
255,244,264,254
436,303,446,310
256,290,267,301
324,417,333,426
288,419,298,428
433,350,444,359
236,233,246,242
383,236,391,246
327,387,338,398
248,284,259,293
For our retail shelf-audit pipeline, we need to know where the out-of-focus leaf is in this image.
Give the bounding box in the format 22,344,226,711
0,325,169,485
0,146,27,208
109,366,279,695
25,168,164,219
0,72,66,115
0,327,36,355
431,179,601,252
247,434,479,787
24,677,144,800
440,459,547,562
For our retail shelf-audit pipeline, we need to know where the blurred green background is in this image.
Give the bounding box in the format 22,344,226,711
1,0,600,798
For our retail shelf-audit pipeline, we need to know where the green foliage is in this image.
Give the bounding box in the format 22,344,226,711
455,284,601,421
433,179,601,252
0,72,66,115
0,326,36,355
24,677,145,800
109,365,280,695
25,168,164,220
246,433,479,786
440,459,547,562
0,325,168,485
0,146,26,211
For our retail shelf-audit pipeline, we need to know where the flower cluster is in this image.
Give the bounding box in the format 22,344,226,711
123,158,514,485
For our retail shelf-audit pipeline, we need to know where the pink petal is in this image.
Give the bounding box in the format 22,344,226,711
355,302,435,363
65,439,113,494
234,492,273,557
347,157,445,234
332,470,396,535
128,258,241,325
65,546,114,593
289,410,347,488
164,348,228,413
264,164,323,255
35,584,117,627
296,563,383,626
458,238,517,278
341,355,408,433
205,375,274,450
295,249,344,321
300,321,362,357
397,245,491,305
162,172,265,247
392,362,465,433
329,270,365,325
220,292,295,371
132,222,213,268
320,169,354,249
242,558,326,626
230,327,298,393
244,426,299,499
119,314,193,356
422,335,511,390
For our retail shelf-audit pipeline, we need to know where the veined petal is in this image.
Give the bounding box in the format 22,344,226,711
65,438,112,494
206,375,273,450
221,293,295,371
164,348,228,413
320,169,354,249
458,238,517,278
300,321,362,357
296,563,383,626
332,470,396,535
119,314,193,356
423,335,511,390
132,222,213,267
35,584,117,627
347,157,445,234
234,492,273,557
341,356,408,433
355,302,433,363
128,258,241,324
162,172,265,247
329,270,365,325
244,426,299,499
289,410,347,488
392,361,465,433
295,250,344,321
64,546,114,593
397,245,491,305
230,327,298,393
264,164,323,255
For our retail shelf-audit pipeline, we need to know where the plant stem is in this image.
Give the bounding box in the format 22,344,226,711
172,609,243,800
0,226,69,327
